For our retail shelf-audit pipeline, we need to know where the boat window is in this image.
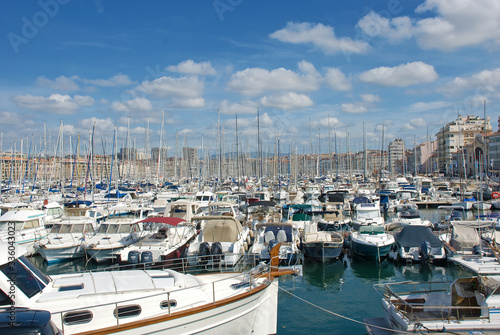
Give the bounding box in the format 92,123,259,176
97,224,108,234
0,257,47,298
160,300,177,309
114,305,141,318
119,224,132,234
357,211,380,219
59,284,84,291
84,224,95,234
50,224,62,234
60,224,72,234
47,207,64,216
63,310,93,325
71,224,85,234
24,219,40,229
19,256,50,285
108,224,119,234
0,289,13,306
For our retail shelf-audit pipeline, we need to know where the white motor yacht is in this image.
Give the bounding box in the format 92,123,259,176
0,242,296,335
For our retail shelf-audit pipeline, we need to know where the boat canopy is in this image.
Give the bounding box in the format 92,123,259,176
396,226,442,247
247,200,277,208
202,216,244,242
137,217,186,226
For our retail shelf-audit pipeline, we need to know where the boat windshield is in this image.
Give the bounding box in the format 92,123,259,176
97,224,108,234
59,224,72,234
0,222,24,232
108,224,120,234
71,224,85,233
357,211,380,219
0,256,49,298
170,205,187,218
50,224,62,233
400,210,420,219
119,224,133,234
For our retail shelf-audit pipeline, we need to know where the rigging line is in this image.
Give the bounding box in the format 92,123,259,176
274,283,428,335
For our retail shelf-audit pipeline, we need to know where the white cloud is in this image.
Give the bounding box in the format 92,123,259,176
361,94,381,103
112,97,153,113
357,12,413,42
137,76,204,98
260,92,314,110
341,102,368,114
403,118,428,131
80,117,115,132
325,68,352,91
227,60,321,96
269,22,370,54
415,0,500,50
409,117,427,127
357,1,500,51
36,75,80,91
13,94,94,114
0,111,22,125
166,60,217,76
409,101,448,112
219,100,258,115
171,97,205,108
439,68,500,96
83,74,133,87
359,61,438,87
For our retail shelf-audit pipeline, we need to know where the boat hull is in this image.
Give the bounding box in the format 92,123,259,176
36,245,83,263
50,277,280,335
302,242,343,260
350,239,393,259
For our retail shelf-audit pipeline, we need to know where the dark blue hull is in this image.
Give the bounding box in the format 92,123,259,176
303,242,343,260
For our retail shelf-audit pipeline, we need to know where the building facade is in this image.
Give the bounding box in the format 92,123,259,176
435,115,491,175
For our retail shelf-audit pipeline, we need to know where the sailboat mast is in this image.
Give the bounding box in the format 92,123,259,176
363,122,367,181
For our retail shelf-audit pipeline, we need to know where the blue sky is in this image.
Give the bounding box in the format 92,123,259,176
1,0,499,156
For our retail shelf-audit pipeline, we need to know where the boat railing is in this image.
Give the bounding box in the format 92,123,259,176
52,263,272,333
378,281,492,324
79,253,262,276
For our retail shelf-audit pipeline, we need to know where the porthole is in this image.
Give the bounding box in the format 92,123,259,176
114,305,142,318
160,300,177,309
63,310,93,325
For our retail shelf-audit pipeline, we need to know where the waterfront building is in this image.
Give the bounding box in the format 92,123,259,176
435,115,491,175
388,138,405,176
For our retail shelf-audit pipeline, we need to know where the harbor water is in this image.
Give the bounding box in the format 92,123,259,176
29,209,490,334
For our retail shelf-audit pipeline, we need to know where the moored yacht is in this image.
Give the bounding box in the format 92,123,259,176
0,208,48,255
351,203,384,231
0,242,297,335
368,275,500,334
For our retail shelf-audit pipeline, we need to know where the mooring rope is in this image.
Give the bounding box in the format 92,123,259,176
274,283,432,334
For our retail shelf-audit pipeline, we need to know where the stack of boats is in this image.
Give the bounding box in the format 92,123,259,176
2,175,500,333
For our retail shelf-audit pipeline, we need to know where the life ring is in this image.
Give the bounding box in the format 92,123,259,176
492,192,500,199
43,199,48,206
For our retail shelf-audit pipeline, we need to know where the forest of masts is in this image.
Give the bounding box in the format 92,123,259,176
0,119,395,189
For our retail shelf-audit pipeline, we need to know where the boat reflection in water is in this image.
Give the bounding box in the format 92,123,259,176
349,256,395,281
302,257,346,290
29,254,101,276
